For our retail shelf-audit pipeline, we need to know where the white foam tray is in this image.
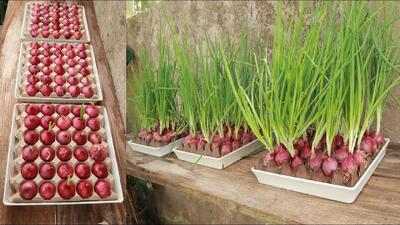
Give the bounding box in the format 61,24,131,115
21,2,91,43
127,138,184,157
252,139,390,203
3,105,124,206
173,140,263,169
15,41,103,103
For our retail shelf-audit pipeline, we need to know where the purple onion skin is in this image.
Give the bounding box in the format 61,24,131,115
334,145,349,162
221,144,232,156
291,156,303,170
139,130,147,140
360,137,375,154
211,141,220,151
300,145,311,160
353,151,366,165
197,139,206,149
145,133,153,142
322,157,338,177
265,152,275,162
275,149,290,165
372,132,385,146
309,155,322,170
341,156,358,174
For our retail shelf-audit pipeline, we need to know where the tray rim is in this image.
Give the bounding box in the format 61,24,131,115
3,104,124,206
127,138,184,157
172,139,263,169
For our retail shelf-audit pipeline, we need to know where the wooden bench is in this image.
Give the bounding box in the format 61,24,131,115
127,144,400,224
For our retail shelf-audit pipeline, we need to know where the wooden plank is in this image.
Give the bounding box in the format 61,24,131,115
0,1,56,224
56,1,126,224
0,1,126,224
126,144,400,224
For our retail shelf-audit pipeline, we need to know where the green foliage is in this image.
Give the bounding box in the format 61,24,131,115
224,1,400,155
129,29,183,134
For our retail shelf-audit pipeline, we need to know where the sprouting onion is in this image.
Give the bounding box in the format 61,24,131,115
130,29,185,139
225,1,400,158
131,48,157,131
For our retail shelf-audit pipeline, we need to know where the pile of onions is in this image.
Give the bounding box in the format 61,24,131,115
182,125,254,156
264,132,385,178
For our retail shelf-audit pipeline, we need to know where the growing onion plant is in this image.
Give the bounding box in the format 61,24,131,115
168,18,259,156
225,1,400,184
131,31,186,145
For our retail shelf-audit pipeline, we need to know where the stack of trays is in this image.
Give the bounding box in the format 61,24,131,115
4,2,123,206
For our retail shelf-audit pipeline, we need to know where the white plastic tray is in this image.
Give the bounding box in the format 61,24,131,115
252,139,390,203
3,105,124,206
173,140,263,169
128,138,184,157
21,2,91,43
15,41,103,103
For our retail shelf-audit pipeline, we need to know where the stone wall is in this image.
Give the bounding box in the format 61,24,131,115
93,1,126,128
127,1,400,143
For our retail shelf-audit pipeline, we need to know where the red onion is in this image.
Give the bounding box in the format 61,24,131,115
334,145,349,162
322,157,338,176
372,132,385,146
153,132,162,142
353,151,365,165
265,152,275,162
309,154,322,169
197,139,206,150
300,145,311,160
296,138,307,150
213,134,222,144
291,156,303,170
232,140,240,149
275,148,290,165
332,134,343,150
360,137,375,154
241,132,253,144
161,134,171,143
211,141,220,151
274,144,286,153
139,130,147,140
341,155,358,174
319,151,329,160
221,143,232,156
189,137,198,146
184,134,193,145
145,132,153,142
165,130,174,141
316,137,326,150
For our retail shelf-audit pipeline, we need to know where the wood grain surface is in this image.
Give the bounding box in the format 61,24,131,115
126,143,400,224
0,1,126,224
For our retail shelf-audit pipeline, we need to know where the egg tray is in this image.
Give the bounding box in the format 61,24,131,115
3,104,123,205
21,2,90,43
15,41,103,103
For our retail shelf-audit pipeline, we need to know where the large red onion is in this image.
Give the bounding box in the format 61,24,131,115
300,145,311,160
291,156,303,170
353,151,366,165
334,145,349,162
341,155,358,174
265,152,275,162
322,157,338,177
309,154,322,169
275,148,290,165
